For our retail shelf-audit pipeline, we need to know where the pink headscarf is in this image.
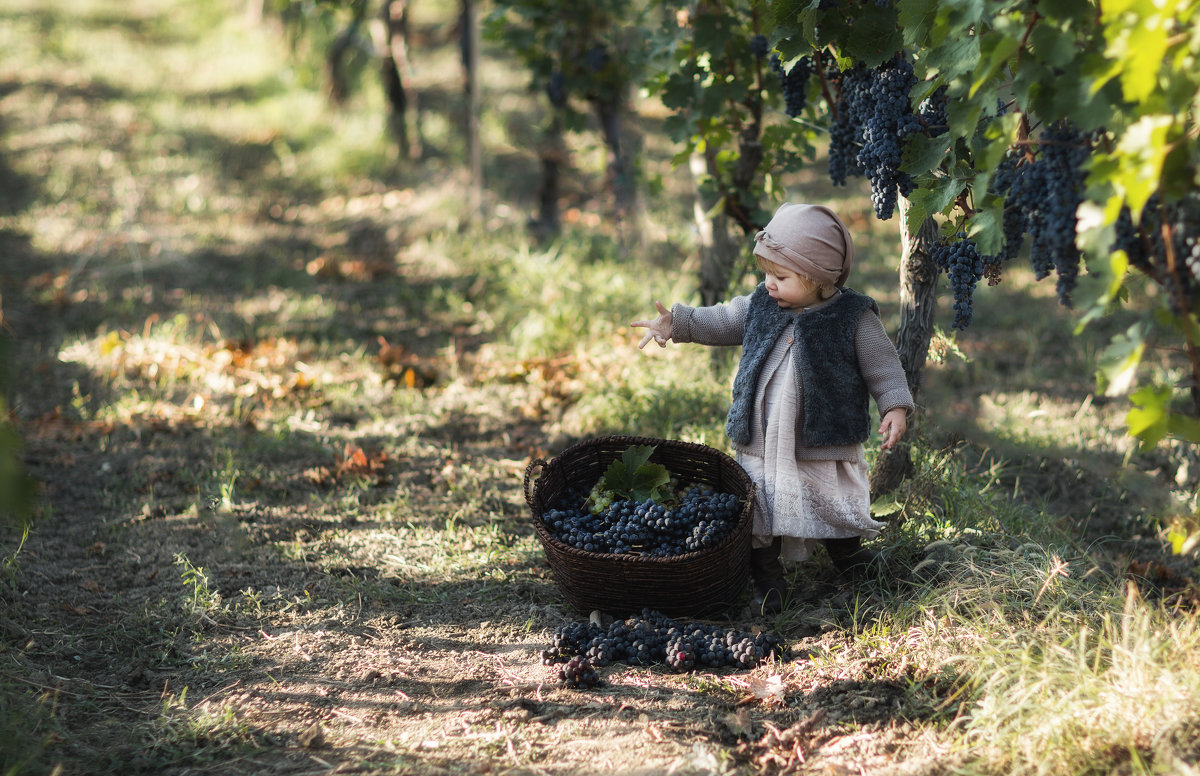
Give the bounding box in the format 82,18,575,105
752,202,855,288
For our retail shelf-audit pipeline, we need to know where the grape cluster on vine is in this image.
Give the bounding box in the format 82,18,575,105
932,234,989,329
541,609,785,684
541,485,741,557
1114,192,1200,314
828,56,922,220
990,149,1028,265
936,120,1093,324
770,53,814,118
916,86,949,137
989,121,1090,306
750,34,769,61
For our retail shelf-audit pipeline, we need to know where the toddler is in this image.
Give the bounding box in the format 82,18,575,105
631,202,913,613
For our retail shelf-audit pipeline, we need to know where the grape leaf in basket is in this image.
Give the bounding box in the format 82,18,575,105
585,445,673,514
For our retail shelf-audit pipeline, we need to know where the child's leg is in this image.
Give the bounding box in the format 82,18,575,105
750,536,787,613
823,535,881,576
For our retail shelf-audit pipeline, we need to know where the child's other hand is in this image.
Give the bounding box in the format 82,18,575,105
631,300,673,349
878,407,908,450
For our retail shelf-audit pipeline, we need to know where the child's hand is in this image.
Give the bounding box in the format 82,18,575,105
631,300,673,349
878,407,909,450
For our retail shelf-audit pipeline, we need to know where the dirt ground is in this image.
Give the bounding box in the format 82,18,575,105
1,277,959,775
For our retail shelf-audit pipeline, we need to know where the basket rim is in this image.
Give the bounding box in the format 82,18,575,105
528,435,756,565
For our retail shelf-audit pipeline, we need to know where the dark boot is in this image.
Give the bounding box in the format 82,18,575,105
749,538,787,614
823,536,880,578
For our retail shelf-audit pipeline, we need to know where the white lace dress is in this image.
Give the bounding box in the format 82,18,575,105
667,289,912,564
738,334,883,563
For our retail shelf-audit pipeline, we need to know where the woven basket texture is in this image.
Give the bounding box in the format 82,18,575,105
524,435,755,617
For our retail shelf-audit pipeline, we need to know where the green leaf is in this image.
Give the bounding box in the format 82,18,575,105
965,204,1003,256
970,31,1020,98
1036,0,1095,21
1167,413,1200,445
1029,25,1078,68
898,0,938,47
630,464,672,503
1111,115,1174,217
1100,0,1171,103
909,173,965,217
901,133,952,176
820,7,904,67
870,498,904,518
903,193,930,235
661,72,697,110
946,95,985,142
1126,384,1171,449
919,35,979,80
1097,322,1149,397
587,445,675,512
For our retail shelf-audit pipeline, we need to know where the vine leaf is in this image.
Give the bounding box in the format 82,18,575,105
1096,322,1149,398
900,134,951,177
585,445,673,513
1126,385,1172,449
908,174,964,220
1110,115,1173,218
1099,0,1171,103
965,206,1003,256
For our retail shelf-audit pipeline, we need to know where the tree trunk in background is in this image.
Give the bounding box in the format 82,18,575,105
690,152,740,308
461,0,482,224
592,94,641,245
327,0,368,105
379,0,420,160
869,198,939,501
690,152,741,372
532,114,565,238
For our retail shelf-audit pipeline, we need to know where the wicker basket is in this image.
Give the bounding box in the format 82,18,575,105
523,435,756,618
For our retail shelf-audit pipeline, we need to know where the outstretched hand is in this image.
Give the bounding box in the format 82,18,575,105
877,407,909,451
630,300,673,349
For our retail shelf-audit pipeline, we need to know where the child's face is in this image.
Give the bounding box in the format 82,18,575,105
763,265,822,310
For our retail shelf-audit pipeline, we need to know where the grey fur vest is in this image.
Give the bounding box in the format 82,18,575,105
726,285,878,448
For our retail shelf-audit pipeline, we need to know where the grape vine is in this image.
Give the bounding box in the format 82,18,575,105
638,0,1200,446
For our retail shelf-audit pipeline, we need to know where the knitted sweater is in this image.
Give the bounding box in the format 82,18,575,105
671,287,914,461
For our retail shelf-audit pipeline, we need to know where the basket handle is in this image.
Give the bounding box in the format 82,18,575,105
523,457,547,510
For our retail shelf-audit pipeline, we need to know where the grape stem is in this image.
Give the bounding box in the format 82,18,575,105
1015,12,1040,68
814,46,839,123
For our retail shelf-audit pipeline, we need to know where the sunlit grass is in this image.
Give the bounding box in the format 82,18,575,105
956,590,1200,775
797,445,1200,774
